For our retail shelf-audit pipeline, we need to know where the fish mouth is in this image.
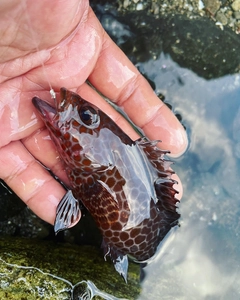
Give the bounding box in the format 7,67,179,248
32,97,57,122
60,87,67,100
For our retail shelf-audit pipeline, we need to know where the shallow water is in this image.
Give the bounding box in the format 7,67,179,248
93,4,240,299
136,54,240,300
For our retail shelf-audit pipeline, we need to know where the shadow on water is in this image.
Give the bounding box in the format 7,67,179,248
1,2,240,299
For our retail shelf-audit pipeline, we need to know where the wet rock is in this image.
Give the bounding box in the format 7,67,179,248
232,0,240,11
158,14,240,79
203,0,221,15
0,237,141,300
234,11,240,18
0,181,25,222
113,0,240,33
92,4,240,79
216,11,228,25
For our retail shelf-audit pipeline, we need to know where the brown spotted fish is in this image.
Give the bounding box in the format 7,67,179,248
32,88,180,281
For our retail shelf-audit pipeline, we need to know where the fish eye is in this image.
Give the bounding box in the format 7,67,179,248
79,105,100,129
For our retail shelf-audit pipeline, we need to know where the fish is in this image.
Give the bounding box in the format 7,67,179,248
32,87,180,281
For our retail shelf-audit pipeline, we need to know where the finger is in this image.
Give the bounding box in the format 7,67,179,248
0,84,52,147
0,140,66,225
88,11,188,156
22,127,69,185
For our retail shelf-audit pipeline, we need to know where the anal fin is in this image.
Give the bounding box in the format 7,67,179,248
102,240,129,282
114,254,129,283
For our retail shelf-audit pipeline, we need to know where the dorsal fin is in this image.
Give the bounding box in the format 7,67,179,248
137,138,179,217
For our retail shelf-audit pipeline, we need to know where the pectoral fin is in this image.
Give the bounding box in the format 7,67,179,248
54,190,81,234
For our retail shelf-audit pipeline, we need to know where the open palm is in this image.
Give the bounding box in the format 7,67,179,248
0,0,187,225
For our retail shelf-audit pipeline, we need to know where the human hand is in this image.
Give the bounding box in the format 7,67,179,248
0,0,188,225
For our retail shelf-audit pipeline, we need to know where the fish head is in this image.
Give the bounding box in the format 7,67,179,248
33,87,102,135
32,87,130,170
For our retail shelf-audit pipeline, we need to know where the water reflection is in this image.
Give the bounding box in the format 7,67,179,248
136,54,240,299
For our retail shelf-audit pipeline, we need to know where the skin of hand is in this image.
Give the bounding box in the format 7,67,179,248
0,0,188,225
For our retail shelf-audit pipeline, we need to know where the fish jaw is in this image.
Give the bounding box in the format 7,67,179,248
32,96,58,128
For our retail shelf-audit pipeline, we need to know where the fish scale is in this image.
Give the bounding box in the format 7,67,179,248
32,87,180,281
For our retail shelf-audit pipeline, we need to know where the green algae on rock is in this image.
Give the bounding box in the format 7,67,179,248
0,237,141,300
